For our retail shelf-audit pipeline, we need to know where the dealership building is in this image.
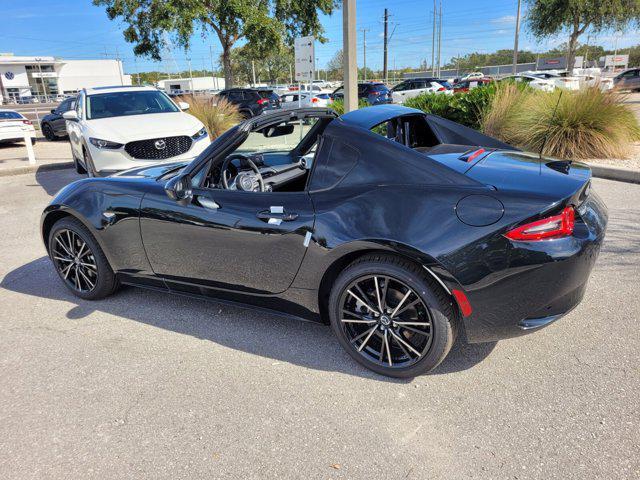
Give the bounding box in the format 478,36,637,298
0,54,132,103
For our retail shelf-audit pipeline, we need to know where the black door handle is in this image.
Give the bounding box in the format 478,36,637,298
256,210,299,221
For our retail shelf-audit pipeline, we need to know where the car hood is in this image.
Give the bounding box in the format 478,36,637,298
85,112,203,143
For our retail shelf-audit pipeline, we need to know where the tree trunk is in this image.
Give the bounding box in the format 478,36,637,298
567,30,579,73
222,44,233,88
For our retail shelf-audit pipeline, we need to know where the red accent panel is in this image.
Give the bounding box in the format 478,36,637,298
452,289,473,317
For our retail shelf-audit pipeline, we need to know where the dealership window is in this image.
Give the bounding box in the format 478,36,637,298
24,64,58,98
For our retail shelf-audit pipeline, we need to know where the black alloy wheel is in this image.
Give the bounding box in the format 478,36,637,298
329,254,456,378
42,123,56,141
48,217,118,300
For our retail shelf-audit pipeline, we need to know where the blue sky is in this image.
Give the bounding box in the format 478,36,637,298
2,0,639,74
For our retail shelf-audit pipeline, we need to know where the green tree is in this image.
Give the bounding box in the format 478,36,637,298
230,43,294,85
93,0,337,88
526,0,640,72
326,49,343,80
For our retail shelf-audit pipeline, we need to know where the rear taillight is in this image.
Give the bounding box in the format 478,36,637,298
437,87,445,91
22,119,32,125
505,206,575,241
257,98,269,105
370,91,380,96
311,97,318,103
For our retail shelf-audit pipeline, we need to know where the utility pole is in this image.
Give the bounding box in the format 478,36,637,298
209,45,218,90
437,2,442,78
251,61,256,86
115,47,124,86
188,58,193,92
361,28,369,81
289,63,293,84
383,9,389,83
512,0,521,74
343,0,357,112
584,34,591,66
431,0,436,76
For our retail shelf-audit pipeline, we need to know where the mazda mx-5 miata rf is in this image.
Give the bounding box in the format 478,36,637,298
41,105,607,377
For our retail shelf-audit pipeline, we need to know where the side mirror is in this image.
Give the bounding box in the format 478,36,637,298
178,101,190,110
63,110,78,121
165,174,193,203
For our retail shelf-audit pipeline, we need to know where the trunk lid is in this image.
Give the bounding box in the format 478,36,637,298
465,150,591,200
427,146,591,201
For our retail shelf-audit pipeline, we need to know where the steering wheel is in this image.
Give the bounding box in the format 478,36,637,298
220,154,265,192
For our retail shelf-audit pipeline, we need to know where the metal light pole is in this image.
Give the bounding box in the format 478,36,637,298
209,45,218,90
361,28,368,81
383,9,389,82
343,0,357,112
437,1,442,78
512,0,521,75
431,0,436,76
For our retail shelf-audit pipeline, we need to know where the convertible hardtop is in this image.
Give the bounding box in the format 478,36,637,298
338,104,517,151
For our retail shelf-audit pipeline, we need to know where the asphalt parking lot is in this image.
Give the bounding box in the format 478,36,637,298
0,168,638,479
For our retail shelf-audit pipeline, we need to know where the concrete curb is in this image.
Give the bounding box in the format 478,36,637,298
0,161,74,178
589,164,640,185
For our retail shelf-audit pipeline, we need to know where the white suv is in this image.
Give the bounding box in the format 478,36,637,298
64,86,210,176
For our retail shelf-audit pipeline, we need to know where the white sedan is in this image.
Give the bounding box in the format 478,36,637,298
501,74,556,92
279,92,333,109
0,109,36,145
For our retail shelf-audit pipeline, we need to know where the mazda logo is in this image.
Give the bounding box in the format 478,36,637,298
154,139,166,150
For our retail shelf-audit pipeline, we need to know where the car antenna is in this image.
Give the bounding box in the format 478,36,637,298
539,90,563,160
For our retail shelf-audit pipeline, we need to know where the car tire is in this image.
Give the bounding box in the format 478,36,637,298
83,148,96,177
73,154,87,174
48,217,119,300
329,254,457,378
42,123,56,141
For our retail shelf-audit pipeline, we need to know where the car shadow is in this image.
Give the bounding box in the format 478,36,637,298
2,257,497,381
34,164,78,196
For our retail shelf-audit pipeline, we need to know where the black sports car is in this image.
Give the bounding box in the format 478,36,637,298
41,105,607,377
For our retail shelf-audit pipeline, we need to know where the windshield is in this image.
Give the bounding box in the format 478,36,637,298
0,111,22,120
86,90,179,120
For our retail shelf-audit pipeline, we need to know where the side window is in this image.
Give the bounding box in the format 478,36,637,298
76,93,84,119
57,99,70,112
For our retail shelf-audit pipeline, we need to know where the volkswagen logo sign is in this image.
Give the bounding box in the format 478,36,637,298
154,139,166,150
4,71,14,80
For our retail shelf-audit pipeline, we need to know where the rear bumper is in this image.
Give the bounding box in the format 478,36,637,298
461,192,608,343
0,129,36,141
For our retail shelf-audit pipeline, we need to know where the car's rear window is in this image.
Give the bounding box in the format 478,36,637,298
316,93,330,99
0,111,22,120
369,84,389,92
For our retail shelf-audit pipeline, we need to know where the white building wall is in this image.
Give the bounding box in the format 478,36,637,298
158,76,225,93
0,64,31,98
56,60,132,93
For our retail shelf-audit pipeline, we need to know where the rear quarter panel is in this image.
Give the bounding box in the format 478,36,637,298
42,178,152,275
